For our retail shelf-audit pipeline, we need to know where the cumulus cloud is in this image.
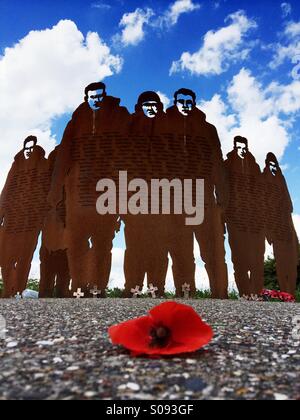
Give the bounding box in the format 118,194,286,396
199,68,299,166
158,0,201,28
270,21,300,69
115,1,201,47
116,8,154,46
170,10,257,76
0,20,122,190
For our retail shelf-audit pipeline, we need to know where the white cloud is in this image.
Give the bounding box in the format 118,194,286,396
293,214,300,239
200,68,298,166
159,0,201,28
115,1,201,47
170,10,257,76
271,21,300,68
156,91,171,110
281,2,292,18
0,20,122,190
117,8,154,46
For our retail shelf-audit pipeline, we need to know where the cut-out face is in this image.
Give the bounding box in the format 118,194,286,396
235,142,248,160
142,101,159,118
87,89,105,111
175,94,195,116
24,140,35,160
269,161,278,176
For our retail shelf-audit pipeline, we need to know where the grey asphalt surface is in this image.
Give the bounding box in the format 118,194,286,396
0,299,299,400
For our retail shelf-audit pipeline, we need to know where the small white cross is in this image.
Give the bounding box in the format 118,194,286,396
131,286,143,298
73,288,85,299
182,283,191,299
90,286,101,299
147,284,158,298
15,292,22,301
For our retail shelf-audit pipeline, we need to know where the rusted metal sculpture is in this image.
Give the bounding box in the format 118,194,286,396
0,136,49,297
122,92,169,298
225,137,265,296
165,89,229,299
39,147,70,298
263,153,299,295
0,82,298,300
48,82,130,295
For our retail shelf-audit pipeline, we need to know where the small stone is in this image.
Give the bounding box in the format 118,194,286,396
67,366,80,372
84,391,97,398
36,341,54,347
126,383,140,392
274,393,289,401
6,341,18,348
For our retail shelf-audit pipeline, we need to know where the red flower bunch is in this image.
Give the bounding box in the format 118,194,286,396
279,292,296,303
261,289,280,300
261,289,295,303
109,302,213,357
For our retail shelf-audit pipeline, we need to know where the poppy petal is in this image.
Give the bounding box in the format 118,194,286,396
109,316,153,354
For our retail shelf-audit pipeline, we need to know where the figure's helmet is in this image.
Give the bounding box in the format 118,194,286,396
135,91,163,118
266,152,280,176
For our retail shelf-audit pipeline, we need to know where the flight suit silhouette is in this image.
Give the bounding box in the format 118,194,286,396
225,148,265,296
0,144,49,297
263,153,299,295
49,96,130,294
165,106,197,297
122,103,169,297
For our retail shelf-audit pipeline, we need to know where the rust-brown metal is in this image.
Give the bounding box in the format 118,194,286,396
224,137,266,296
0,85,298,299
48,84,130,295
263,153,299,295
39,147,70,298
0,137,49,297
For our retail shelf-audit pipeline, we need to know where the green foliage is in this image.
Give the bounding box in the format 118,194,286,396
105,288,123,298
264,257,280,291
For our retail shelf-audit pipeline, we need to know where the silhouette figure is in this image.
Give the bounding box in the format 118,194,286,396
263,153,299,295
166,89,229,298
48,82,130,295
165,90,196,297
225,137,265,296
122,92,169,297
39,147,70,298
0,136,49,297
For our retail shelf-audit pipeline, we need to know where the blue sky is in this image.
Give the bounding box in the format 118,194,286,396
0,0,299,285
0,1,299,207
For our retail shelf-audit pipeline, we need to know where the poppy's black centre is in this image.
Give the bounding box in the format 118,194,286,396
150,326,171,348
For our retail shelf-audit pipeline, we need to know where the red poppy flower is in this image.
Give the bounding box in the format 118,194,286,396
109,302,213,356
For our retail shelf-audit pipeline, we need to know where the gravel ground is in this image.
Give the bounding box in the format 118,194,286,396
0,298,299,400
